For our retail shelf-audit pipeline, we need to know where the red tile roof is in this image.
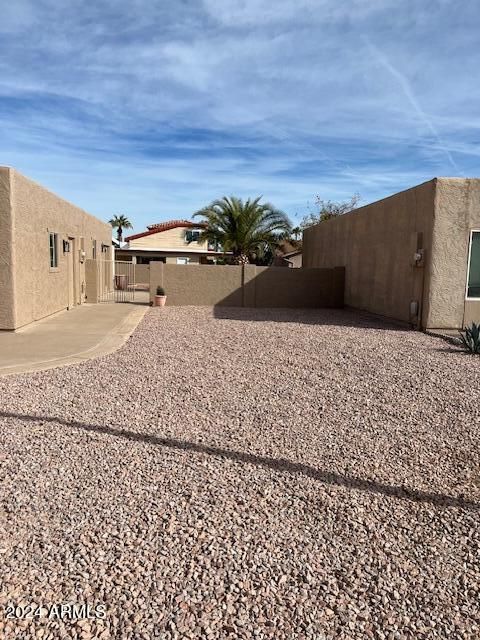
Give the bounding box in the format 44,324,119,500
125,220,204,242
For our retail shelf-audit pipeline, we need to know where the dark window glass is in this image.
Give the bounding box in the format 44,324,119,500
467,232,480,298
49,233,58,268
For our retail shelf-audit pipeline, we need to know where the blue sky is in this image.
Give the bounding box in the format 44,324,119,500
1,0,479,234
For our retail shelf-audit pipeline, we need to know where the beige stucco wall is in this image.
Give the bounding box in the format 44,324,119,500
132,264,150,283
303,180,436,327
150,263,344,308
427,178,480,329
128,226,208,250
0,168,15,329
1,168,112,330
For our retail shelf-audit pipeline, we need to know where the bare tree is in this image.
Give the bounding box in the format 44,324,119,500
300,193,360,228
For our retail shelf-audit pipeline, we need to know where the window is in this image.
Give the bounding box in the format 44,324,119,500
92,239,97,259
207,239,221,251
176,257,189,265
49,232,58,268
467,231,480,298
185,230,201,243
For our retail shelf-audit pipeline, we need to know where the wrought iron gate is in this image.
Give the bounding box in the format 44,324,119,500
97,260,136,303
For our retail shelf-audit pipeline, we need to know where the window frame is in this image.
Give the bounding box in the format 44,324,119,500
185,230,201,244
49,232,59,269
465,229,480,300
176,257,189,265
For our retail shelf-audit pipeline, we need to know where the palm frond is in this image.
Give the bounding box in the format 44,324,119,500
192,195,291,263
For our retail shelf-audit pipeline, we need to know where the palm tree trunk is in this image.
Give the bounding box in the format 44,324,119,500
117,227,122,244
234,253,249,265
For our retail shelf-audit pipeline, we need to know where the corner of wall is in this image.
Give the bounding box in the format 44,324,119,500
425,177,473,329
420,178,437,329
0,168,16,329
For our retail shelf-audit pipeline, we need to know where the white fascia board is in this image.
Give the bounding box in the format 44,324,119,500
119,247,231,255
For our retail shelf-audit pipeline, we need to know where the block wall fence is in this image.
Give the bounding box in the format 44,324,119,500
149,263,345,308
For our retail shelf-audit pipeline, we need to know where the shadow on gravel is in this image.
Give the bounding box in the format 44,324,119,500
213,307,411,331
3,409,478,512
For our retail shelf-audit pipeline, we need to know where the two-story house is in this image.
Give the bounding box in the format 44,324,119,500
116,220,227,265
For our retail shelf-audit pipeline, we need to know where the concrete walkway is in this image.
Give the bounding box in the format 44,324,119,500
0,303,148,376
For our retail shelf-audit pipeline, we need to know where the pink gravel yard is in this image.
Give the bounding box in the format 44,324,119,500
0,307,479,639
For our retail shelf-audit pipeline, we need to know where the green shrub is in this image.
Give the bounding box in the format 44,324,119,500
459,322,480,354
156,286,166,296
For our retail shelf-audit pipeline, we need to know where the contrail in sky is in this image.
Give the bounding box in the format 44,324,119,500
364,37,463,175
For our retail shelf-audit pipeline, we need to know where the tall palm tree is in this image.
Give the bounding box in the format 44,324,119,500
291,226,302,241
109,214,133,244
193,196,291,265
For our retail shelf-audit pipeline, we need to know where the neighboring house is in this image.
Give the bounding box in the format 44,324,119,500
0,167,112,330
303,177,480,330
282,248,303,268
271,240,302,268
116,220,227,265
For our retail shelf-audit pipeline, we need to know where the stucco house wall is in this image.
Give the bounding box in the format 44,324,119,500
428,178,480,328
303,180,436,327
0,167,112,330
0,168,15,329
303,178,480,330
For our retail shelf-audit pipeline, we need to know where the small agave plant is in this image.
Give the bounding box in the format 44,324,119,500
459,322,480,354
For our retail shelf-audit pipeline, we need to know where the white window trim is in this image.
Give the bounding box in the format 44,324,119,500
465,229,480,300
185,230,201,244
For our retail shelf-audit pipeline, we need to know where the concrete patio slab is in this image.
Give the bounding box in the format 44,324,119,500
0,303,148,375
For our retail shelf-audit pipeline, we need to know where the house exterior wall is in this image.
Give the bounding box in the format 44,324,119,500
149,263,344,308
286,253,302,268
116,250,204,264
165,254,201,264
428,178,480,329
128,226,208,250
123,225,223,264
0,168,15,329
1,168,112,330
303,177,480,330
302,180,436,327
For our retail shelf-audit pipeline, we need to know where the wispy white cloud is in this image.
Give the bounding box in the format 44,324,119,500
363,37,463,175
0,0,478,232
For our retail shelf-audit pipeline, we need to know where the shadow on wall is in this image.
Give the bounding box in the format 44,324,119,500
150,263,345,313
3,409,477,512
149,263,415,328
211,266,409,329
214,265,344,309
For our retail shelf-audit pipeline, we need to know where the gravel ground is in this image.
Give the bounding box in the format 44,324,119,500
1,306,479,640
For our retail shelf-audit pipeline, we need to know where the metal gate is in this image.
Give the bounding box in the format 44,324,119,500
97,260,136,303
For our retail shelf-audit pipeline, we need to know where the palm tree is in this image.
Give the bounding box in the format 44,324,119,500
291,226,302,241
109,214,133,244
193,196,291,265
